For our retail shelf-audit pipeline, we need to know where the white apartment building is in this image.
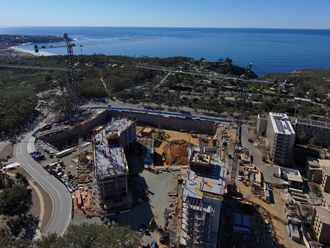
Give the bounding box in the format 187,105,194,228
266,112,295,164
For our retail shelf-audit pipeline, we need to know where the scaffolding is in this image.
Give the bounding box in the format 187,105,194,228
181,195,215,248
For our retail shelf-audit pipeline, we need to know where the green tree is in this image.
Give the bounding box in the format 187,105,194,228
0,185,32,216
34,233,59,248
15,172,22,180
309,136,317,147
299,131,308,145
54,223,140,248
224,58,233,65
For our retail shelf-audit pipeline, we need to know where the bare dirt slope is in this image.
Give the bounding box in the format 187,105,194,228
163,140,189,165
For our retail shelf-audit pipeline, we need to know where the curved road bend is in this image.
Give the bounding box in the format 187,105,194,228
14,134,72,236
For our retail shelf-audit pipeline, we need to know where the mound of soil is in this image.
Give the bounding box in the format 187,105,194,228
163,140,189,165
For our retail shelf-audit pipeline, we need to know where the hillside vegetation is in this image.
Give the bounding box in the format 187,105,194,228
1,55,329,133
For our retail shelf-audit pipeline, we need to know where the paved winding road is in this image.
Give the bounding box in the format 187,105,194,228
14,131,72,236
7,103,229,236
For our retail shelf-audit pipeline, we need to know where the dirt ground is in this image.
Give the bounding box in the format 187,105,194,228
137,127,211,166
3,167,52,234
0,143,14,160
237,181,305,248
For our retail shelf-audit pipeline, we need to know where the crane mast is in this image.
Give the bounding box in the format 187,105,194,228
229,63,252,195
64,33,79,116
62,33,84,157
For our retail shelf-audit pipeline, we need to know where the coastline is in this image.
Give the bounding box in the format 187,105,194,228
10,46,54,57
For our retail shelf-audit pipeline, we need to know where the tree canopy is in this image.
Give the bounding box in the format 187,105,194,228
5,222,141,248
0,185,32,216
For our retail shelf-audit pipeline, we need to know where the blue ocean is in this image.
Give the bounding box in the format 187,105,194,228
1,26,330,76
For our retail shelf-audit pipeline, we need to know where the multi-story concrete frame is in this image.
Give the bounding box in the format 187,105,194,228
294,119,330,147
320,159,330,192
305,156,322,183
180,149,227,248
266,112,295,164
93,118,136,210
312,206,330,246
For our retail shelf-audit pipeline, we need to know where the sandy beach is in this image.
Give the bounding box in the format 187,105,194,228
10,46,54,57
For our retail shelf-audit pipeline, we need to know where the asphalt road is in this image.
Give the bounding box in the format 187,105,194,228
13,129,72,236
241,124,280,184
5,100,231,237
0,141,10,155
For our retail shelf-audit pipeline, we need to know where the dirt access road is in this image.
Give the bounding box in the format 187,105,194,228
237,181,305,248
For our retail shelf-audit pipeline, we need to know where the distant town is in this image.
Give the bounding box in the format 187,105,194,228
1,34,330,247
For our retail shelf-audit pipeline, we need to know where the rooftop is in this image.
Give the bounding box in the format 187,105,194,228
269,112,295,135
314,206,330,225
295,118,330,129
307,156,320,168
182,154,227,200
93,118,134,178
320,160,330,176
286,174,303,183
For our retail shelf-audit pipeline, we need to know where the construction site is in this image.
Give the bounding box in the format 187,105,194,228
26,37,293,247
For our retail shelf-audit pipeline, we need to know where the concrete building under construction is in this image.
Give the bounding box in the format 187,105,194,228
180,146,227,248
92,117,136,211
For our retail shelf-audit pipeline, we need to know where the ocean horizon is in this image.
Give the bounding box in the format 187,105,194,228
1,26,330,76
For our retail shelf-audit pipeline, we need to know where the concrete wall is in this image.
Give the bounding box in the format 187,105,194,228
40,109,109,146
39,109,216,147
266,118,275,159
107,110,215,133
319,223,330,245
321,173,330,192
295,122,330,147
307,169,322,183
257,114,268,134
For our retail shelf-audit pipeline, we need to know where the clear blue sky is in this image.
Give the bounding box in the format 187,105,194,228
2,0,330,29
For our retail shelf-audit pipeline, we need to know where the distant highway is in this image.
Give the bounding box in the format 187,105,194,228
14,128,72,236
